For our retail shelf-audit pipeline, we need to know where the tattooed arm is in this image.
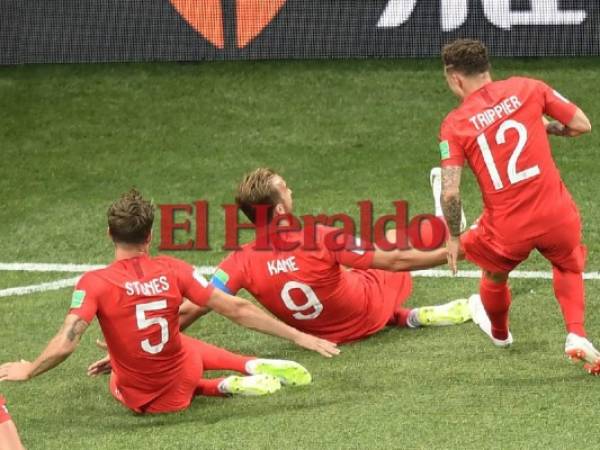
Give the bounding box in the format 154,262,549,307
441,165,463,274
0,314,89,382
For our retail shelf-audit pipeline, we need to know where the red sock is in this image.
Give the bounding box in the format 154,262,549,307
480,277,511,341
195,340,255,374
390,307,412,328
195,378,226,397
552,266,586,337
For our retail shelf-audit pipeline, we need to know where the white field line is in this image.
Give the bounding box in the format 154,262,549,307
1,263,599,298
0,276,82,298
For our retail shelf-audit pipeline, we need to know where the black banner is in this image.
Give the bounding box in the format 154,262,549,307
2,1,599,64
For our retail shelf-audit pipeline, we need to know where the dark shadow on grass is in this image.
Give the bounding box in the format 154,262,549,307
24,393,347,434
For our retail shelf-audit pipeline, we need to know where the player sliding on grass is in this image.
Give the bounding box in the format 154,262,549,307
0,396,25,450
179,168,473,344
0,190,339,414
438,39,600,374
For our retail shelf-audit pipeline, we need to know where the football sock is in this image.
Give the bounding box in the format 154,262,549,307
196,377,227,397
392,307,416,328
195,340,255,374
480,277,511,341
552,266,586,337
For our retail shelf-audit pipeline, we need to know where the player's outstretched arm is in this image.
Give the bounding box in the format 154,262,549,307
441,165,463,275
206,289,340,358
371,246,447,272
179,300,211,331
546,108,591,137
0,314,88,382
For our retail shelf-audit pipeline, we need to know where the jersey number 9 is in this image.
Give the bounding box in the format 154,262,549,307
280,281,324,320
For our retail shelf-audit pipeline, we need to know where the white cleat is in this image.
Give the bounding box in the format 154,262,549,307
468,294,513,348
430,167,467,232
564,333,600,375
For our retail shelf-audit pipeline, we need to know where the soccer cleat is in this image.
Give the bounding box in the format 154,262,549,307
416,298,472,326
564,333,600,375
468,294,513,347
245,359,312,386
430,167,467,232
219,374,281,396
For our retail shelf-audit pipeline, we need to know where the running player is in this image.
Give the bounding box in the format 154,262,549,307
438,39,599,374
0,189,339,414
0,395,25,450
179,168,473,344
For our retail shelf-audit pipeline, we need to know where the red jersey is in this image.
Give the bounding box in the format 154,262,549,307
211,226,411,343
69,255,213,410
440,77,579,242
0,395,10,424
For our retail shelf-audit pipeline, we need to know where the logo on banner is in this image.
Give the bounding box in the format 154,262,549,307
169,0,286,49
378,0,586,31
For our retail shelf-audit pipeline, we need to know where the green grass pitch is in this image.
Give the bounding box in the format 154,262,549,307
1,58,600,449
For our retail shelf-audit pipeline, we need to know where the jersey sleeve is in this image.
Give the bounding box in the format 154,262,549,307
0,396,11,424
68,272,100,323
210,251,246,295
320,227,374,269
538,81,578,125
176,260,215,307
439,117,465,167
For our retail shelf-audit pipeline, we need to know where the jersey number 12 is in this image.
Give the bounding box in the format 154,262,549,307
477,119,540,190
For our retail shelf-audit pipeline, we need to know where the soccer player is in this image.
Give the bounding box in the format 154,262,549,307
438,39,600,373
0,190,339,414
179,168,473,344
0,395,25,450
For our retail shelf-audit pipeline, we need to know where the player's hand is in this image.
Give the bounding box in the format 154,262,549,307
446,236,461,275
294,333,340,358
87,340,111,376
87,355,112,377
546,121,567,136
0,360,33,382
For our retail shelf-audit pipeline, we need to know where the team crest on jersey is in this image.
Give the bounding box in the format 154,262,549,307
70,290,86,308
439,140,450,160
193,269,209,287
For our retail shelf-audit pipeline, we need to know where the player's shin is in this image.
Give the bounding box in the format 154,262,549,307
552,267,586,337
193,339,254,373
479,277,511,341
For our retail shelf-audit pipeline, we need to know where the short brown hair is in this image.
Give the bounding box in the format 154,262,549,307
235,168,281,224
442,39,490,76
107,189,154,244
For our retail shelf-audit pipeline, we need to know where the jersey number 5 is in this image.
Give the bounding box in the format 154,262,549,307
280,281,324,320
477,119,540,190
136,300,169,354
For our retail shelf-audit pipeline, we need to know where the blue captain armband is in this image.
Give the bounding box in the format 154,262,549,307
210,268,233,295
